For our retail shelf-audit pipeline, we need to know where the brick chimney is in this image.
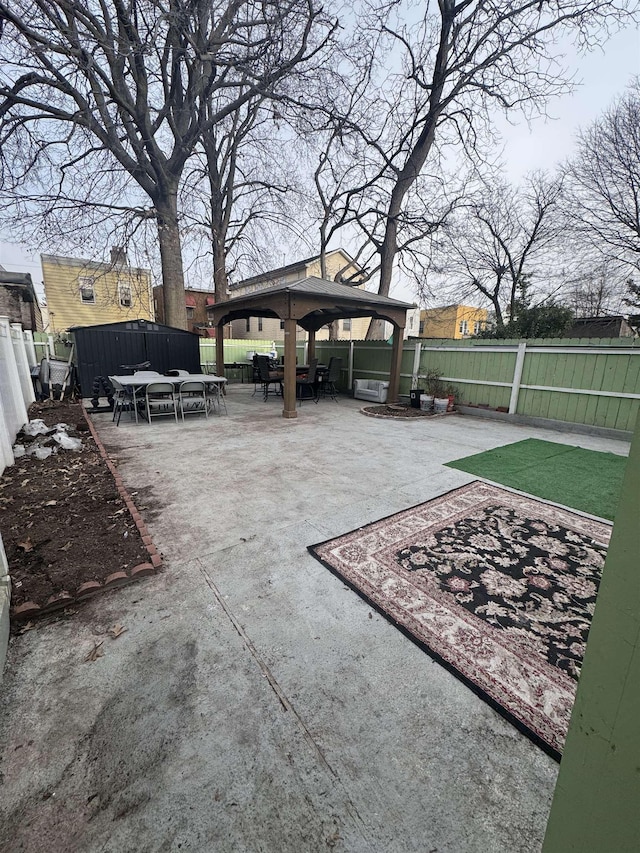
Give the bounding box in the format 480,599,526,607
110,246,127,266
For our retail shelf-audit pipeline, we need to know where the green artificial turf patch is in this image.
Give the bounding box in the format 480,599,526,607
446,438,627,521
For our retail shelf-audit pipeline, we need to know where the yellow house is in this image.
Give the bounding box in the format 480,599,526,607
224,249,372,341
419,304,488,339
41,250,153,333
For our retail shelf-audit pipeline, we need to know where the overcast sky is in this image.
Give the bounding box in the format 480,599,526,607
498,25,639,183
1,23,638,304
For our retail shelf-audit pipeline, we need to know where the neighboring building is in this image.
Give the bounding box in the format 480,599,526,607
221,249,371,341
565,315,635,339
404,307,421,340
153,286,215,335
0,266,43,331
41,249,153,333
417,304,488,339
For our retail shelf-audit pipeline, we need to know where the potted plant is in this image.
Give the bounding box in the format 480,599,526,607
423,369,443,395
424,369,448,412
445,383,457,412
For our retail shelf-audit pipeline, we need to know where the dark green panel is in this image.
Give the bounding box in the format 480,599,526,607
542,416,640,852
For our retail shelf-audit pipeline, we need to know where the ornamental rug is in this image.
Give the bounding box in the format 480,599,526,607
308,482,612,760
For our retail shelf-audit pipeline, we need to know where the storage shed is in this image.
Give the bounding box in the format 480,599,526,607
71,319,201,399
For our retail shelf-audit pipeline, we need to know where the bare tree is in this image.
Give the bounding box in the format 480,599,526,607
561,260,628,316
178,99,297,304
426,172,564,329
353,0,637,337
0,0,332,327
563,77,640,269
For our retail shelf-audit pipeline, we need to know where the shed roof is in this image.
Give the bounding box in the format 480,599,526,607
69,318,199,336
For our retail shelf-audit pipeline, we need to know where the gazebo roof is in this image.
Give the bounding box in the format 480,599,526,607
210,276,415,332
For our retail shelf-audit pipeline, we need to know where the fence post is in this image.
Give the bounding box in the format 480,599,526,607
509,341,527,414
0,316,29,443
11,323,36,408
0,407,13,472
23,329,38,367
0,532,10,679
412,340,422,388
348,340,354,391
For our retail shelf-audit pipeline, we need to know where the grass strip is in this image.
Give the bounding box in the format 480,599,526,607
446,438,626,520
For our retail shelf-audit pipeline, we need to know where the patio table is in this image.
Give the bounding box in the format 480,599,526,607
223,362,253,383
110,373,227,424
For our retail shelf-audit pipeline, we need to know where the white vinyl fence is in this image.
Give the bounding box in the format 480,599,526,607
0,317,36,664
0,316,37,477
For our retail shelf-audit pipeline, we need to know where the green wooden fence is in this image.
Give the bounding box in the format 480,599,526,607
312,337,640,432
36,328,638,431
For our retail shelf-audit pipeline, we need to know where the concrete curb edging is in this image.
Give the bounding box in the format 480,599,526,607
457,405,633,442
9,406,164,623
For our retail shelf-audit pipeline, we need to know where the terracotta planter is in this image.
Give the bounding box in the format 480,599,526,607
447,394,455,412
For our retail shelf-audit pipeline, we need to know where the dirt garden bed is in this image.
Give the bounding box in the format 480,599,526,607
0,399,159,623
361,404,455,419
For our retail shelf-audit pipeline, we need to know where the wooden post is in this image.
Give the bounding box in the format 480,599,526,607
348,340,354,391
215,322,225,378
308,329,316,365
411,340,422,388
282,318,298,419
508,341,527,414
388,326,404,404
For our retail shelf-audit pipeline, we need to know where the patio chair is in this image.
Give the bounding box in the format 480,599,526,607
178,380,208,421
256,355,283,401
251,354,261,396
322,357,342,401
205,380,228,415
111,378,136,426
143,381,179,423
296,358,319,404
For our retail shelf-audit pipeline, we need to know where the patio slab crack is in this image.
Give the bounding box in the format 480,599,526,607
196,558,374,849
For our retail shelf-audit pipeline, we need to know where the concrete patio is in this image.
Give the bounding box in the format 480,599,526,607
0,385,630,853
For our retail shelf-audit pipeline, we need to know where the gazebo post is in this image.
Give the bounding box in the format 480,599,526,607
307,329,316,365
282,318,298,419
215,321,225,378
388,324,405,404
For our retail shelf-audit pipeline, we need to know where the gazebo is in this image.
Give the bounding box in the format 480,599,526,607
208,277,415,418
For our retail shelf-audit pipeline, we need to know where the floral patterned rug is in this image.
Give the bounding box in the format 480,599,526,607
308,482,612,759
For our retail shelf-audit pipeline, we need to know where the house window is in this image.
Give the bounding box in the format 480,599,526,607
79,277,95,304
280,319,285,330
118,281,132,308
245,318,251,333
459,320,469,335
342,318,352,332
419,321,424,335
473,320,483,335
186,306,195,319
258,317,263,332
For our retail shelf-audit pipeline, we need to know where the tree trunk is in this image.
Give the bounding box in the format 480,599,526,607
493,299,505,331
365,5,454,341
156,190,187,330
213,231,228,305
366,190,401,340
